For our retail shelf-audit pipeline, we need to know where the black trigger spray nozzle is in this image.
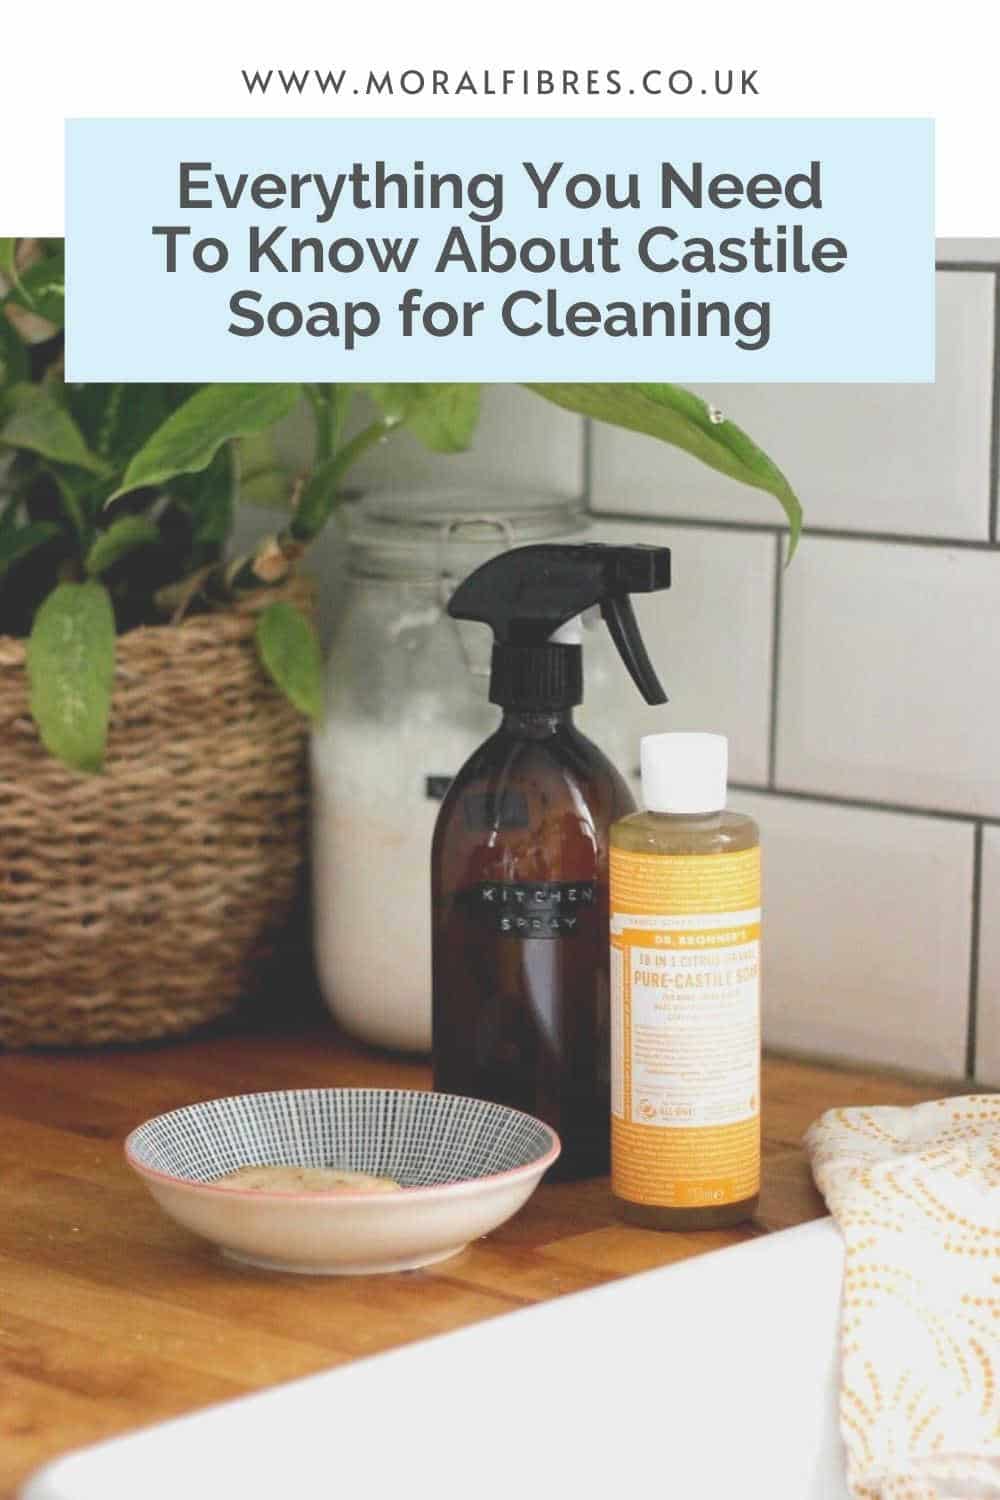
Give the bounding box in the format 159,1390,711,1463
447,542,671,710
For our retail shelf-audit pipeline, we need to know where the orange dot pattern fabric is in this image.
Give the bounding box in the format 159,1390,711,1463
806,1097,1000,1500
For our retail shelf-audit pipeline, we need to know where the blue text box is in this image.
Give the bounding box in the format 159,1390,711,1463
65,117,934,382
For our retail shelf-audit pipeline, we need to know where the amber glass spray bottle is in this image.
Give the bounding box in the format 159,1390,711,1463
431,543,671,1180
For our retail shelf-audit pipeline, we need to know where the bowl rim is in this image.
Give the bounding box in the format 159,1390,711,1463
124,1086,562,1205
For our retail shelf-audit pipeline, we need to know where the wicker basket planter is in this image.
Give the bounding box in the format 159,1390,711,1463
0,587,311,1048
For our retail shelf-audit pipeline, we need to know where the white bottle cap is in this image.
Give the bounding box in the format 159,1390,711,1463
640,732,728,814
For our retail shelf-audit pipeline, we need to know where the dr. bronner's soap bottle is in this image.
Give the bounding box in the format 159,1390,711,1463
610,732,760,1228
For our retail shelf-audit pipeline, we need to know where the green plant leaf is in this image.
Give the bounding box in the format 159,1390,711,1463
306,383,353,463
255,601,324,723
525,383,802,553
108,384,302,504
367,384,480,452
5,245,65,327
236,426,291,508
0,313,29,384
289,423,387,542
0,238,21,294
169,443,234,553
85,516,161,577
27,580,116,773
68,382,182,468
0,495,20,539
46,470,88,540
0,521,60,576
0,384,107,474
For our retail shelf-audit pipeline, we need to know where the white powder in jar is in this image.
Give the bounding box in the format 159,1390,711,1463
311,717,483,1053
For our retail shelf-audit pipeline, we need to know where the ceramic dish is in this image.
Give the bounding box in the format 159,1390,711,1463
125,1087,560,1275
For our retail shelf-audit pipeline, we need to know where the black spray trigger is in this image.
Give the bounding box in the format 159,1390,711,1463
601,595,668,705
447,542,670,710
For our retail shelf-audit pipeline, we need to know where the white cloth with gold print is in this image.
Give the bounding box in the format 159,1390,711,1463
806,1097,1000,1500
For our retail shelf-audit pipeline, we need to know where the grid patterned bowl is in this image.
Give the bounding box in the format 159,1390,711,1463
125,1088,560,1275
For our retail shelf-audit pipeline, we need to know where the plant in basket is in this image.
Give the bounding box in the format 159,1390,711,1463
0,237,800,1047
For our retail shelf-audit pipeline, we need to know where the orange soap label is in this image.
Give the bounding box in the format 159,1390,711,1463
610,846,761,1208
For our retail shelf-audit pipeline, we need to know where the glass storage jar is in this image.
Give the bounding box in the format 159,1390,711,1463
312,490,592,1052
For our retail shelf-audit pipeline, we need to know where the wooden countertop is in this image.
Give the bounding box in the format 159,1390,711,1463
0,1021,959,1497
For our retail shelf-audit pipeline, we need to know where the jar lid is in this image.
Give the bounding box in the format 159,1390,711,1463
346,489,589,581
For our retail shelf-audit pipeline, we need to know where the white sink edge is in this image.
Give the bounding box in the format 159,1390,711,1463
23,1215,849,1500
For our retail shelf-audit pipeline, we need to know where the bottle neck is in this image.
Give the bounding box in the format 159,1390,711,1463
500,706,575,737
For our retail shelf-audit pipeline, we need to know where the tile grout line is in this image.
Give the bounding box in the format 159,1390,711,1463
991,271,1000,543
767,533,783,788
588,507,1000,553
581,419,594,509
937,261,1000,274
729,779,1000,830
966,823,985,1079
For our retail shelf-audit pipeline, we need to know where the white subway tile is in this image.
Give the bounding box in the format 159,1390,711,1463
579,521,774,787
973,828,1000,1085
938,239,1000,264
349,384,584,498
778,538,1000,816
590,271,995,540
736,791,972,1075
